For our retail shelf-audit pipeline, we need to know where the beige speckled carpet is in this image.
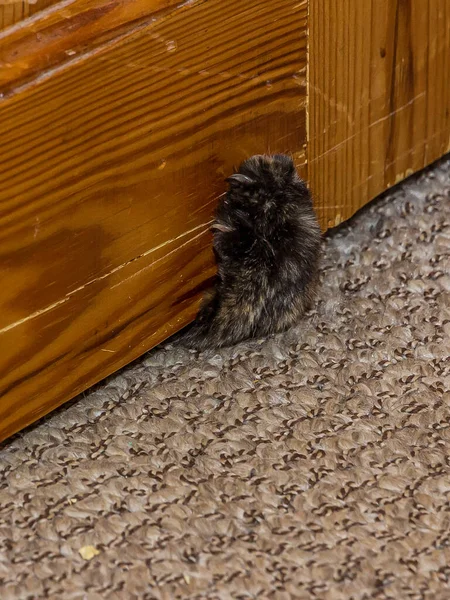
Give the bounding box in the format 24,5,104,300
1,158,450,600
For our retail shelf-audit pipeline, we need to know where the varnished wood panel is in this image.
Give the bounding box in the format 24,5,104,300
0,0,308,441
309,0,450,228
0,0,60,31
0,0,189,95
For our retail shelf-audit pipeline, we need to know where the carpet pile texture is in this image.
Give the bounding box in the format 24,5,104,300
1,158,450,599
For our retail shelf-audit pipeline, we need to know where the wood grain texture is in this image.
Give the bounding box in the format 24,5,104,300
0,0,308,441
0,0,189,95
308,0,450,228
0,0,60,31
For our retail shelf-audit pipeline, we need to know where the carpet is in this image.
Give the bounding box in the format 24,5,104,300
1,157,449,600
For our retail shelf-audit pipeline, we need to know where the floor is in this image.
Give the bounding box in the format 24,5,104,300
1,157,449,600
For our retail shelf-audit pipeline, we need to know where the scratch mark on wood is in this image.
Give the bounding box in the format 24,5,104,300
0,220,212,335
311,92,427,164
110,226,210,290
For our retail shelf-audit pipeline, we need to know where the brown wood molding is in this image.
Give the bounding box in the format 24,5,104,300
0,0,60,32
0,0,193,95
0,0,308,441
308,0,450,229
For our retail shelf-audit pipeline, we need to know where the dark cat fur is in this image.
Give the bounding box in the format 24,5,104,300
182,154,321,350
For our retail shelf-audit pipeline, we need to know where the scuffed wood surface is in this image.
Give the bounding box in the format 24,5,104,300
0,0,60,31
309,0,450,228
0,0,308,441
0,0,188,94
